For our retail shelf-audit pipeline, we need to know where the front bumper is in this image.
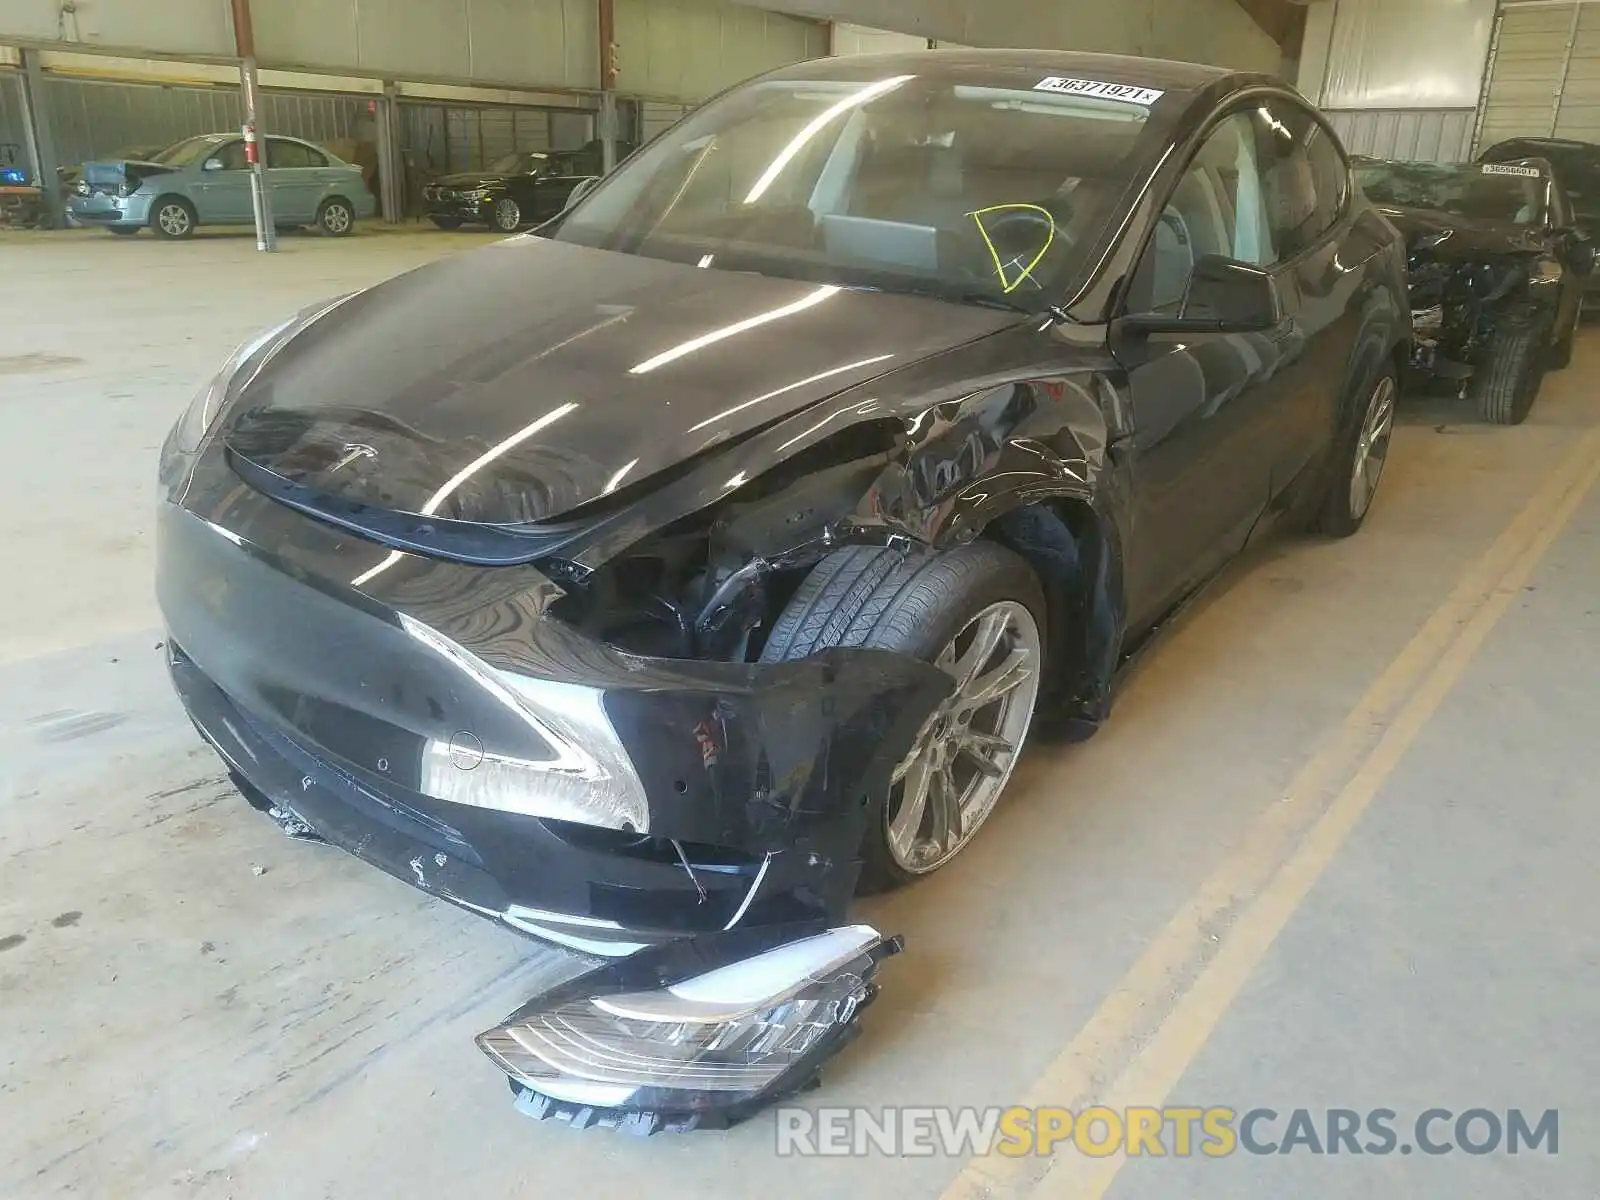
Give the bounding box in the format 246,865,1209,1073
422,186,492,222
67,192,154,227
157,447,950,953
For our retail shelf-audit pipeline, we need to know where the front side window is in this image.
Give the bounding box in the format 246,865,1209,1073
1356,161,1548,226
213,141,249,171
553,68,1174,308
1127,111,1277,314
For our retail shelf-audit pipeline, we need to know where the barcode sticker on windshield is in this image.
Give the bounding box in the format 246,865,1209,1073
1482,163,1543,177
1033,77,1165,106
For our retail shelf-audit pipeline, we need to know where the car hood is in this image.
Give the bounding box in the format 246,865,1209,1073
221,237,1020,526
1377,205,1547,258
431,172,512,189
79,160,177,190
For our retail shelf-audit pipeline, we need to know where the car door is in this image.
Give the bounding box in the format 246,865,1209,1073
1112,107,1304,629
194,139,252,223
266,138,327,223
1255,98,1364,504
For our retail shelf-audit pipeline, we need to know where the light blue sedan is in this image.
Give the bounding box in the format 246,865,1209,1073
67,132,375,238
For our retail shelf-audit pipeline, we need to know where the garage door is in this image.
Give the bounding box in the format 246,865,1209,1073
1478,0,1600,149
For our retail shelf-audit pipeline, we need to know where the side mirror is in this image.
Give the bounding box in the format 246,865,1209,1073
202,157,224,172
1118,255,1282,337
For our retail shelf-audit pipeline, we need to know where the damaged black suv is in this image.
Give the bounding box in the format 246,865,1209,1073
158,51,1410,1128
1355,156,1596,424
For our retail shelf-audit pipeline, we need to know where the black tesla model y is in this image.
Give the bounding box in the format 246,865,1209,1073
157,51,1410,1130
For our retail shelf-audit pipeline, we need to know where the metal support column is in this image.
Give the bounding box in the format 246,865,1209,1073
18,50,64,230
599,0,618,173
374,85,402,223
230,0,276,251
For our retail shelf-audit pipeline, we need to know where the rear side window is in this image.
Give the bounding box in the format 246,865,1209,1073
269,139,327,169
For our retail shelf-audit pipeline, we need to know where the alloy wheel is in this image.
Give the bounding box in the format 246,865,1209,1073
322,202,352,234
1348,374,1395,521
494,198,521,231
885,600,1041,873
157,203,191,237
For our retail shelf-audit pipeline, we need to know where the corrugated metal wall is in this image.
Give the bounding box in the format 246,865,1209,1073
1326,108,1477,162
41,75,373,167
0,72,27,178
639,102,689,145
1477,1,1600,149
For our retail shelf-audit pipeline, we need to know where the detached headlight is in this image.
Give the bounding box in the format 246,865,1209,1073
478,926,902,1130
462,188,491,201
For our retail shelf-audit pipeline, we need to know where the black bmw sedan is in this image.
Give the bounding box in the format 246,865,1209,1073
423,145,629,233
158,51,1409,1127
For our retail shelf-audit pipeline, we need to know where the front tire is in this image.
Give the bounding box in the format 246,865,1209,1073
490,196,522,233
1316,365,1396,538
315,197,355,237
150,196,196,239
1472,315,1550,425
760,542,1046,891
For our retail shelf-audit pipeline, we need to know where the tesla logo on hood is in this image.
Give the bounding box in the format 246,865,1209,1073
330,443,378,473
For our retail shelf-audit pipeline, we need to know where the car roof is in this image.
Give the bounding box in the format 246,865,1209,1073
764,48,1236,96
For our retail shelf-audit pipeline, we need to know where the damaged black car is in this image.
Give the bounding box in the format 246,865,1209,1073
1355,156,1596,424
157,51,1409,1130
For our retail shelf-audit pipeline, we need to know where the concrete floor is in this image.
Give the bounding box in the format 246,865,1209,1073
2,227,1596,1199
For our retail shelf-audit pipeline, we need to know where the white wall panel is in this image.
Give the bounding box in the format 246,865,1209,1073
1319,0,1495,108
4,0,599,92
832,23,926,55
615,0,826,100
0,0,233,56
1478,4,1577,149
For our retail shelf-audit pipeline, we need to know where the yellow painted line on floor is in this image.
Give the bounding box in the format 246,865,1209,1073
941,424,1600,1200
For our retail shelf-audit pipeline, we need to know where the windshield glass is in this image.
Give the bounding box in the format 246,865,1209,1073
1356,161,1548,225
552,67,1165,308
489,150,544,174
151,135,225,166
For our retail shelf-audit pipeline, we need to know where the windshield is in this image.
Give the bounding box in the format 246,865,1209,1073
552,67,1166,308
1357,161,1549,225
489,150,544,174
151,135,226,166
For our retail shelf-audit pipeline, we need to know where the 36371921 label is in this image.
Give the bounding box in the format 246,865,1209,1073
1032,77,1165,107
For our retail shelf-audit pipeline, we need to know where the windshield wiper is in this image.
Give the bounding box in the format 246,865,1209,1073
841,283,1037,315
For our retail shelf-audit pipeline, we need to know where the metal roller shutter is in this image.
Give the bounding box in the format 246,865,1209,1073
1477,1,1597,150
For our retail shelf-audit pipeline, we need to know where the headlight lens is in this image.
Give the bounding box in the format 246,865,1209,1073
463,188,491,201
478,926,901,1128
169,315,299,457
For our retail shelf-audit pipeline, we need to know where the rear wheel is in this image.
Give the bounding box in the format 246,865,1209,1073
1473,315,1550,425
490,196,522,233
760,542,1046,891
150,196,196,239
315,197,355,236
